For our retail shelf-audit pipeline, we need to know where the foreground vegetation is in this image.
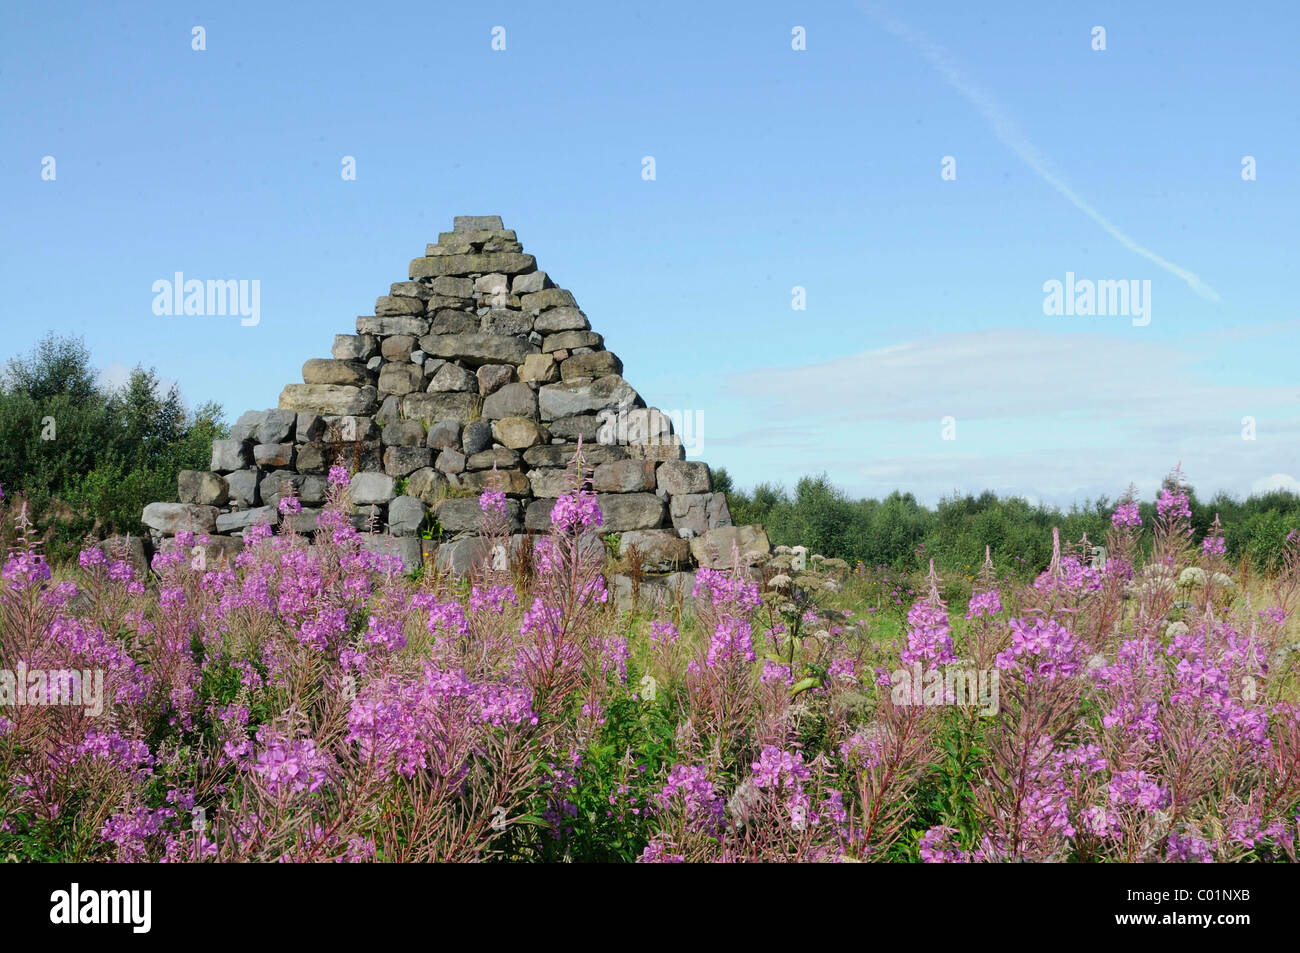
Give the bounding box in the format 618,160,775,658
1,456,1297,862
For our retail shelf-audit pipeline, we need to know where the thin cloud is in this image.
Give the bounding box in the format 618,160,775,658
863,2,1221,302
720,327,1299,504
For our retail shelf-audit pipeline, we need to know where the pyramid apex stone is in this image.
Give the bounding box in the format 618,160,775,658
454,215,504,232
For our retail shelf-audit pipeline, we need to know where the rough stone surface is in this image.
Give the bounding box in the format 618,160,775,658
690,525,771,569
670,492,732,535
436,449,467,475
387,496,427,536
351,472,396,505
427,362,478,393
303,359,368,387
253,443,295,468
384,446,432,477
401,392,482,424
216,506,276,534
656,460,712,495
436,497,522,534
466,447,521,471
618,530,692,572
482,382,538,420
421,332,537,368
481,309,532,336
280,384,378,416
383,419,426,448
426,419,461,450
518,352,559,384
534,307,589,333
143,502,218,535
476,363,514,396
593,459,656,493
226,469,261,507
380,334,418,362
259,471,300,509
410,253,536,279
211,439,252,473
379,362,424,396
231,411,267,443
178,470,229,506
407,467,448,504
538,376,637,420
492,416,544,450
595,493,665,533
356,315,429,337
428,309,480,335
527,467,573,498
561,351,623,380
332,334,377,361
455,468,530,497
547,414,602,443
461,421,493,456
523,443,628,468
542,330,602,353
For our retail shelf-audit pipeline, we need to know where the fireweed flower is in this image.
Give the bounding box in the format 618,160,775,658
478,488,508,515
655,764,725,832
1111,503,1142,528
327,465,351,487
919,825,969,863
965,587,1002,620
1108,770,1170,813
839,730,882,770
252,732,332,796
279,496,302,515
1202,534,1227,557
1156,487,1192,519
827,656,856,683
638,839,685,863
751,746,810,789
78,547,108,571
900,600,955,669
760,660,794,685
649,620,679,646
1166,830,1216,862
995,616,1084,683
1260,606,1286,626
3,550,51,587
468,584,518,614
549,490,602,534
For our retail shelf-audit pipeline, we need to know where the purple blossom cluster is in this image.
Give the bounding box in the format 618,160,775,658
900,599,955,668
995,616,1085,683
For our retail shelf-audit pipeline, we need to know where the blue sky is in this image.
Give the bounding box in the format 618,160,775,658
2,1,1297,506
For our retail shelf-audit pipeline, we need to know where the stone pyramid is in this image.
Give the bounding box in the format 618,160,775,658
141,216,771,577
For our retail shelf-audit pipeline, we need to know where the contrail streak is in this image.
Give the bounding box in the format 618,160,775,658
864,3,1220,302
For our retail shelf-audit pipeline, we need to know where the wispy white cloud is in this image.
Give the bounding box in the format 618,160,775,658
1251,473,1300,495
720,327,1300,504
863,2,1220,302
